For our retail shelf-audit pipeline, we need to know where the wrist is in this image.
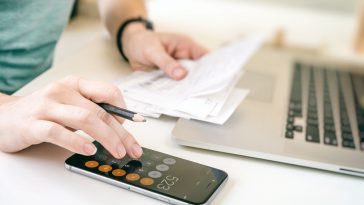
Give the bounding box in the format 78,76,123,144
123,23,148,38
122,23,149,49
116,17,154,62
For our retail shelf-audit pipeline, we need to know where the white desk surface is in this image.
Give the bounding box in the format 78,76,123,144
1,0,364,204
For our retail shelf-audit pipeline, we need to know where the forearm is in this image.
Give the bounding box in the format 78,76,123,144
98,0,147,40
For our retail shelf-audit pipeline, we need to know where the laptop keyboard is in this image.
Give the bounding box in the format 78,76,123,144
285,62,364,151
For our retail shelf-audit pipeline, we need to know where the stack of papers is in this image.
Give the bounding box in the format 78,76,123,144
117,34,265,124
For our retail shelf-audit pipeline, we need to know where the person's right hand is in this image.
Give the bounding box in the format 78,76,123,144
0,76,143,159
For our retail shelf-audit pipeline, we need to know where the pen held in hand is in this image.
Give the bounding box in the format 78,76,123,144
97,103,146,122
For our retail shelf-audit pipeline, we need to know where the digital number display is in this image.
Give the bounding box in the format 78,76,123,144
157,175,179,191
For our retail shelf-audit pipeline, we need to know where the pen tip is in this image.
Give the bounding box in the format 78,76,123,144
133,114,146,122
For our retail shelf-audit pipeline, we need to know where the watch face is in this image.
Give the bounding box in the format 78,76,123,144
66,141,228,204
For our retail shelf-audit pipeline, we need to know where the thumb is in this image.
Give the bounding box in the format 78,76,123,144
147,49,188,80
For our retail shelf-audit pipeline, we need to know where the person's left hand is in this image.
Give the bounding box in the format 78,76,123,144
122,24,208,80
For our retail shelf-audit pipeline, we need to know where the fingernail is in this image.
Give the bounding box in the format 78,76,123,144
117,143,126,158
132,144,143,158
172,68,186,78
84,143,97,155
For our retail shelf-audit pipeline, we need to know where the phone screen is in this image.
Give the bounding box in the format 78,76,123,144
65,141,228,204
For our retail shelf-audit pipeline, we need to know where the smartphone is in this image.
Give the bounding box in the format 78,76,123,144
65,141,228,205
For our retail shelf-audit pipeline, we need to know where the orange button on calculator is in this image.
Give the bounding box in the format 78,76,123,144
112,169,126,177
98,165,112,172
140,178,154,186
85,161,99,168
126,173,140,181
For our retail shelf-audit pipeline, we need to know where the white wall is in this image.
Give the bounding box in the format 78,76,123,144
238,0,359,13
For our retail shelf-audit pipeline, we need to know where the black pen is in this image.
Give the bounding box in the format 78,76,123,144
97,103,146,122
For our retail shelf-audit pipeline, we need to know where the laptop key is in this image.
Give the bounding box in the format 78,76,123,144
307,112,318,120
324,105,332,112
324,112,333,118
342,132,354,140
307,118,318,125
308,107,317,114
324,118,334,124
341,119,350,127
293,110,302,117
340,114,349,122
306,126,320,143
341,125,352,133
287,117,294,124
324,124,335,132
288,110,301,117
342,139,355,149
286,123,294,130
324,132,337,146
308,99,316,107
324,131,336,138
294,125,303,132
285,131,294,139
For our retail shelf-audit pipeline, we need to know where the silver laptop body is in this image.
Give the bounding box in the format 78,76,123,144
172,46,364,177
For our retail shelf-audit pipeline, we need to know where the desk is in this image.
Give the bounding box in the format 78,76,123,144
1,0,363,204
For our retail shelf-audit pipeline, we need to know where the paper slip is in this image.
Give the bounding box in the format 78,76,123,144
125,88,249,124
191,88,249,124
118,33,265,124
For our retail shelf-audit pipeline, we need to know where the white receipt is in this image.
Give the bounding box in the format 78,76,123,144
118,33,265,124
194,88,249,124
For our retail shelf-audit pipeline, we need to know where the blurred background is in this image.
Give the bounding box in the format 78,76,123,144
73,0,360,18
60,0,363,66
239,0,359,13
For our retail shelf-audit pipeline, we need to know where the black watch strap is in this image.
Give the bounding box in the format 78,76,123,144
116,17,154,62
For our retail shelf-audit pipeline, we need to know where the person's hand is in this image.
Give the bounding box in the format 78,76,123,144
0,76,142,159
122,24,208,80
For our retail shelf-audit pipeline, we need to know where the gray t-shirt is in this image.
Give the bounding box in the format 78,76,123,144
0,0,74,94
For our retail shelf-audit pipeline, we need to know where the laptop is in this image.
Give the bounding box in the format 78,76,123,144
172,45,364,177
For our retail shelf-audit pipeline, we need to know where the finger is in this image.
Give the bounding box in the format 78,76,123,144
59,76,125,123
130,61,157,71
162,34,208,60
174,49,191,59
165,40,178,55
57,86,125,124
108,118,143,159
42,103,126,159
145,48,188,80
28,120,97,156
190,44,209,60
55,91,142,158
